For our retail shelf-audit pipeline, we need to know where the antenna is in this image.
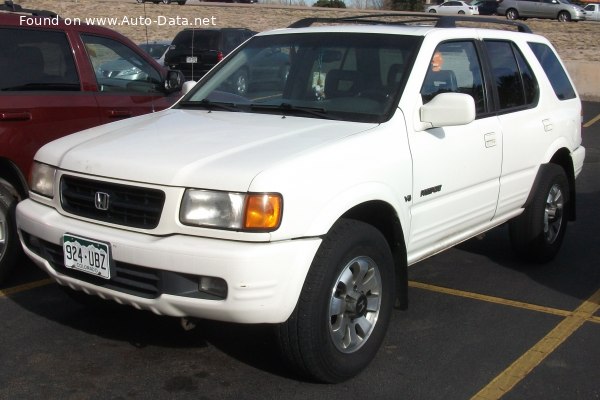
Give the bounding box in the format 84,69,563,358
140,2,157,113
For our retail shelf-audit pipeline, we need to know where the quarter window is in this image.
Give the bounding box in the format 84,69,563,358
528,42,576,100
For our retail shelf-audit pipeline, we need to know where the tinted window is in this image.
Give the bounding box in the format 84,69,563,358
82,34,162,93
0,28,79,91
421,41,487,115
528,42,576,100
172,30,220,49
484,40,538,110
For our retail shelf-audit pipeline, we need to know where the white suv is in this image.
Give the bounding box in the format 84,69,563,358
16,14,585,383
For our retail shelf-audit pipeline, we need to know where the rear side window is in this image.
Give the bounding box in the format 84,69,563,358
528,42,576,100
0,28,79,91
484,40,538,111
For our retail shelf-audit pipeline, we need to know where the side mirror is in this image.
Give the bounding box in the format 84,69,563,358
164,70,185,93
419,93,476,129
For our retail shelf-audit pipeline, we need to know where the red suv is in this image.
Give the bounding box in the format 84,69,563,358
0,4,184,283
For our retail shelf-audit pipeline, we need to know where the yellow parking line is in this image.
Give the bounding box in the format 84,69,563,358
583,113,600,128
471,289,600,400
0,278,54,298
408,281,572,317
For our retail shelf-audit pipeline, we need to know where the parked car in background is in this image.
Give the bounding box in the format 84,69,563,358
164,28,256,81
497,0,586,21
583,3,600,20
470,0,499,14
426,0,479,14
139,40,172,66
0,5,184,283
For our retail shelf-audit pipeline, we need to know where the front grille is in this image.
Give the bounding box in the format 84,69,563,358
60,176,165,229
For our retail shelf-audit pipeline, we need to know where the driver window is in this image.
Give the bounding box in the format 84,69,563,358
421,41,486,115
81,34,162,93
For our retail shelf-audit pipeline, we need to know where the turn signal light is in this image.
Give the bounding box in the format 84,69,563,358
244,194,282,230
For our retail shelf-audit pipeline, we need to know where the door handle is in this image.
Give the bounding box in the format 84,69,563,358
0,111,32,121
107,110,133,118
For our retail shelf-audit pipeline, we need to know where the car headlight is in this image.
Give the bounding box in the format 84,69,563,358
29,162,56,198
180,189,282,231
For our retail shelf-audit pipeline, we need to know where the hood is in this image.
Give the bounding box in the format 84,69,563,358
38,109,376,191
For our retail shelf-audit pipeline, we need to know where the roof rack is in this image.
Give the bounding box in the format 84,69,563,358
0,1,58,18
288,12,532,34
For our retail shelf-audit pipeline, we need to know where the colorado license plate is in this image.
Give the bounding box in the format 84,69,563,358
186,56,198,63
63,234,111,279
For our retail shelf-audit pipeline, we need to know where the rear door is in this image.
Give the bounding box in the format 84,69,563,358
0,26,100,178
79,33,177,123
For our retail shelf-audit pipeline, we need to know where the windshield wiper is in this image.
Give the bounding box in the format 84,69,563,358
250,103,333,119
178,99,239,112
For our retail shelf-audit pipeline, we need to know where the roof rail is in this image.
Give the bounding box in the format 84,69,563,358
0,1,58,18
288,12,532,34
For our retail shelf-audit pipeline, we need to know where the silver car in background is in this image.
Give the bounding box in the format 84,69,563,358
497,0,586,22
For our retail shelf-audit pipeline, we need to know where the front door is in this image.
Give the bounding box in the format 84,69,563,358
407,41,502,258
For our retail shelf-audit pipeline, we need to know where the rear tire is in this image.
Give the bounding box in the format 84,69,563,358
0,185,19,284
277,219,395,383
509,164,569,263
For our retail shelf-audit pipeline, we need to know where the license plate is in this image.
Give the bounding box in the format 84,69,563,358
63,234,111,279
186,56,198,64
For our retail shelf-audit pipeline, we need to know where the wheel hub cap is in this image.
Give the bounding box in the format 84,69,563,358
328,256,382,353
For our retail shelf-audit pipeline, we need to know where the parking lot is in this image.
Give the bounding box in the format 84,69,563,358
1,102,598,399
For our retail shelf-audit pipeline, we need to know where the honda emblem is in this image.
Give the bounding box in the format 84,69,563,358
94,192,110,211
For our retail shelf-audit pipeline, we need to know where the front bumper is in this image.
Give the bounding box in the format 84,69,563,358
16,199,321,324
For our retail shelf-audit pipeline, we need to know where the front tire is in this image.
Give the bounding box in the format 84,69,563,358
277,219,395,383
0,185,19,283
509,164,570,263
557,11,571,22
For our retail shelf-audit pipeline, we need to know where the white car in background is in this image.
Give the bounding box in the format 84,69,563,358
427,0,479,14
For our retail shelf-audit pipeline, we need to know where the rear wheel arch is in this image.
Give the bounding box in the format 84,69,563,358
548,149,576,221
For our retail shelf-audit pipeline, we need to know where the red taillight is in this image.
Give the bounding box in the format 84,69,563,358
217,51,224,62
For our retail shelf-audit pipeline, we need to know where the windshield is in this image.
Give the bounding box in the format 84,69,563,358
179,32,421,123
